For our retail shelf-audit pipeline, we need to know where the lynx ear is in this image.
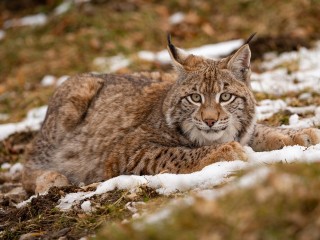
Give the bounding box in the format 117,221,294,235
167,33,203,72
227,44,251,82
167,33,189,69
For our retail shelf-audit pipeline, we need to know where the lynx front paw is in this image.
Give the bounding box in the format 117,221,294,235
291,128,320,147
217,142,248,161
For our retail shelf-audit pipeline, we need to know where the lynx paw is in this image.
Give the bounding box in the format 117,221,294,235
291,128,320,147
35,171,70,194
217,142,248,161
266,128,320,150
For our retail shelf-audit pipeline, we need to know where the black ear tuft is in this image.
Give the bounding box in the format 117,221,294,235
167,33,178,60
245,32,257,45
167,32,172,45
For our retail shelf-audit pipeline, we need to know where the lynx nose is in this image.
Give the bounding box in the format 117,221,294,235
204,119,216,127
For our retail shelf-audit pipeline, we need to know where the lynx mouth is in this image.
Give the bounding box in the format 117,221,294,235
197,126,228,134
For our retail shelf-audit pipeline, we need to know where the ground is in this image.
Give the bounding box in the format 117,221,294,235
1,0,320,239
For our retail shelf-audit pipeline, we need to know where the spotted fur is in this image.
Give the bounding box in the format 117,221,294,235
22,38,320,193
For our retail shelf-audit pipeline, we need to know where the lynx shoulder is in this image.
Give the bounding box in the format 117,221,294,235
23,36,320,193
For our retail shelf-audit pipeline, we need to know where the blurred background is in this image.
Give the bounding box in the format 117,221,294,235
0,0,320,122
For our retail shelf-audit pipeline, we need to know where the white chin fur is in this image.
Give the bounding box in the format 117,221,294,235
182,120,239,146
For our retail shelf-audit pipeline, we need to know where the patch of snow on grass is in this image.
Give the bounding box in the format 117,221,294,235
252,42,320,95
256,99,318,121
289,114,300,126
0,30,5,40
81,200,92,212
0,106,47,141
282,107,320,128
58,192,89,210
56,75,69,86
247,144,320,164
1,163,12,170
9,163,24,175
138,39,244,64
57,160,247,210
198,166,271,200
251,69,320,95
256,99,287,121
93,55,130,73
54,0,73,15
41,75,56,86
262,43,320,71
41,75,69,86
4,13,47,28
169,12,185,25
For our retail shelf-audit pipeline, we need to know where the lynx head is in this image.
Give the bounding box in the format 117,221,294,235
163,35,256,146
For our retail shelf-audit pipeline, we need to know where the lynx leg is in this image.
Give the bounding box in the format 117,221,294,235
105,141,248,179
251,124,320,151
54,75,105,131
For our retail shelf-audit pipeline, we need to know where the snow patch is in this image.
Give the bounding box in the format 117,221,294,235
58,192,89,210
57,160,247,210
252,42,320,95
93,55,130,73
56,75,69,86
282,108,320,128
9,163,24,175
247,144,320,164
54,0,73,16
256,99,287,121
138,39,244,64
256,99,318,121
169,12,185,25
0,106,47,141
198,166,271,200
0,30,5,40
41,75,56,87
4,13,47,28
1,163,12,170
41,75,69,86
81,200,92,212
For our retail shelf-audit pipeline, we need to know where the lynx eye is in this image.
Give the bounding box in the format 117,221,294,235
190,93,202,103
220,93,232,102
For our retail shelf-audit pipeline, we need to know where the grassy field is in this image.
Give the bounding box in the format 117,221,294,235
1,0,320,239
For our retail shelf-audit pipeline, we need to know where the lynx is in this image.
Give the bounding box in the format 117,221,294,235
23,35,320,193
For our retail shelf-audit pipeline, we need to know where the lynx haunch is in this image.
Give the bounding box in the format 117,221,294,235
23,35,320,193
